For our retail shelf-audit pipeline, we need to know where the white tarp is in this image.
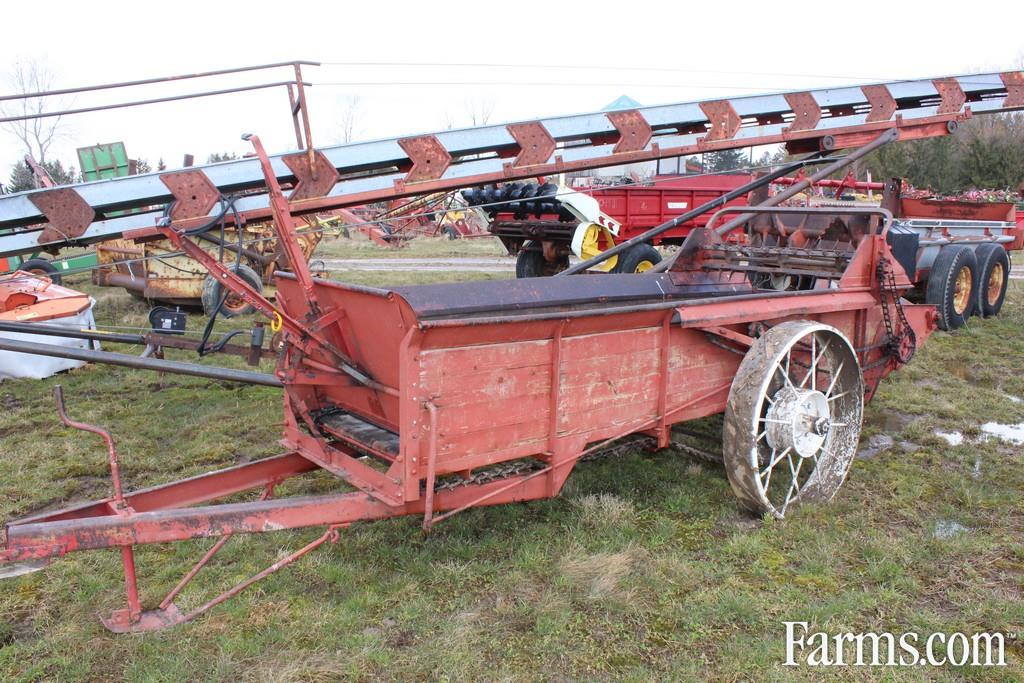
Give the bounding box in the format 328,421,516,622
0,299,100,380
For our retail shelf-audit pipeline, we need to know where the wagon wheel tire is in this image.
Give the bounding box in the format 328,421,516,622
515,241,567,278
723,321,864,519
925,245,977,330
516,245,545,278
201,264,263,318
973,244,1009,318
615,244,662,274
20,258,62,285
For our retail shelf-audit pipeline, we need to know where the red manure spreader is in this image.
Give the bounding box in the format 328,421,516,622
0,71,1022,631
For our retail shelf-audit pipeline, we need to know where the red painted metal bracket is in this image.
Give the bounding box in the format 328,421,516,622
283,150,340,201
506,122,556,167
606,110,653,154
932,78,966,115
7,452,316,529
784,92,821,132
397,135,452,183
159,170,221,221
862,85,897,123
699,100,741,142
28,188,95,244
1001,71,1024,108
700,325,755,347
285,430,405,507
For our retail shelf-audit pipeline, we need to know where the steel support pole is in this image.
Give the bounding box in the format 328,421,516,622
0,337,282,387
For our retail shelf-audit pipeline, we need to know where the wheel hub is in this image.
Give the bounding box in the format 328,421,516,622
765,387,830,458
988,263,1004,306
953,267,972,315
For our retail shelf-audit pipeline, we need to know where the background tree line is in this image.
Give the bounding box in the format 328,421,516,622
687,114,1024,196
860,113,1024,193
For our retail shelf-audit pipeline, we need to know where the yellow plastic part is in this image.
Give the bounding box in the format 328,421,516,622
578,223,618,272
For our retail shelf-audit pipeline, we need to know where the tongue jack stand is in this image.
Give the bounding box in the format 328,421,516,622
52,385,344,633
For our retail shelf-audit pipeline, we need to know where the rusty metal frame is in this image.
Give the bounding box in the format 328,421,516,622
5,70,1021,261
0,125,949,633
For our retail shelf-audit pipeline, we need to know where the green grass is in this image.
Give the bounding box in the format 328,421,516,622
0,271,1022,682
314,234,508,260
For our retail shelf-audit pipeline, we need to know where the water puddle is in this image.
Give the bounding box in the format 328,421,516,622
858,433,895,460
948,365,993,386
933,520,970,540
934,431,964,447
874,411,916,433
980,422,1024,445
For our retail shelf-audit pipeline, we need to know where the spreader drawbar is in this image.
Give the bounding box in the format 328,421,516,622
0,71,1021,258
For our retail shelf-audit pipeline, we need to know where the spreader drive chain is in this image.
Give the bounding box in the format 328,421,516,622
875,257,917,367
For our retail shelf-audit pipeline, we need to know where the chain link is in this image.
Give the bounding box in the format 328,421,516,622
430,431,723,492
875,257,917,368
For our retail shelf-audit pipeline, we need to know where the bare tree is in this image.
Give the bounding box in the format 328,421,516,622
1,57,68,163
339,95,362,143
463,95,495,126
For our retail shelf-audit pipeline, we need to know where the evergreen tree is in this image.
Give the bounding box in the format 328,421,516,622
704,148,748,173
6,159,79,193
862,113,1024,193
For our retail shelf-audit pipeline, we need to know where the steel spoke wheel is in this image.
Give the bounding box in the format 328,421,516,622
723,321,864,518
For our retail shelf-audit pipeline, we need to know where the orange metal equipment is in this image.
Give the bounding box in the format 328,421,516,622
1,70,1022,631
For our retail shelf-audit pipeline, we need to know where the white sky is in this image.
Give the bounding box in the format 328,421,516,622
1,0,1021,175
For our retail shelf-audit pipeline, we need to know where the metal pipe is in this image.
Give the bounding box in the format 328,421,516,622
195,231,270,265
416,288,868,328
558,154,824,276
422,402,440,531
0,81,310,124
704,205,894,234
918,236,1013,245
0,320,143,344
0,338,282,387
0,60,320,102
713,130,897,238
652,128,899,273
97,272,147,293
54,385,126,504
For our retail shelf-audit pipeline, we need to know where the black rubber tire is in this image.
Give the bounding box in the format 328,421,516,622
515,241,568,278
20,257,62,285
515,243,546,278
973,243,1009,318
201,264,262,318
925,245,977,331
615,243,662,274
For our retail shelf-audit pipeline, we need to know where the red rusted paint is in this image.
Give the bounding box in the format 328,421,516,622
28,188,95,243
784,92,821,131
283,150,339,201
1001,71,1024,108
506,122,556,167
698,100,741,141
397,135,452,182
862,85,897,123
932,77,966,115
606,110,653,153
159,170,220,221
